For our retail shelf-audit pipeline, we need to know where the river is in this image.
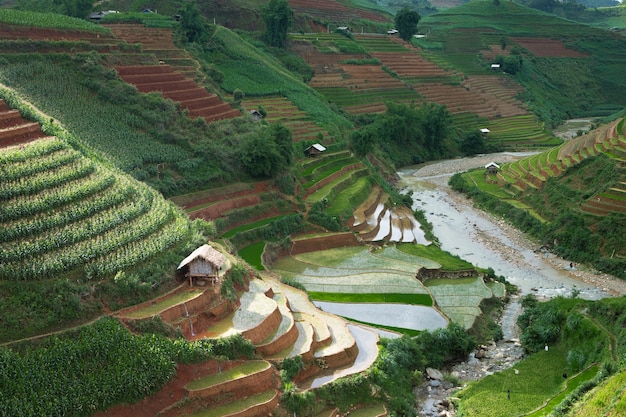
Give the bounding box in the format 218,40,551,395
397,153,626,416
397,153,625,303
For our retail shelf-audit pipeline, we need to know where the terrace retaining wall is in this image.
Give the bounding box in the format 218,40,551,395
225,391,280,417
159,289,219,322
241,305,283,345
186,362,276,400
416,267,479,282
291,232,360,255
256,321,299,357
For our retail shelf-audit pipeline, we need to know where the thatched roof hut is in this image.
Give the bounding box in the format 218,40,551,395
177,244,226,286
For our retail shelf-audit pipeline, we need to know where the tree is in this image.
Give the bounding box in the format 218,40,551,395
240,124,294,178
260,0,294,48
460,130,486,156
240,134,283,178
62,0,92,18
269,123,294,166
351,126,377,157
179,1,210,44
394,7,420,42
417,102,452,156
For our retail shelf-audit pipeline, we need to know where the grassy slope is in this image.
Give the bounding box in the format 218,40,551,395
457,295,626,417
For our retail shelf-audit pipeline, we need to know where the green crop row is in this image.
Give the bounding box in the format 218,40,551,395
1,190,182,280
0,167,115,223
303,157,358,186
0,179,133,242
0,9,110,33
0,146,80,181
0,317,253,417
1,187,153,263
0,157,95,200
84,214,189,279
0,136,65,163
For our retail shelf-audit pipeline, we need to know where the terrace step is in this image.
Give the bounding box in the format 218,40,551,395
183,360,276,402
353,192,428,245
262,274,366,385
254,283,299,357
242,96,333,143
0,109,24,129
0,120,46,148
176,390,280,417
110,27,241,125
581,196,626,215
352,185,384,231
304,165,367,202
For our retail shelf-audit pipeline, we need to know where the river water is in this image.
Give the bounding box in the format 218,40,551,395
397,154,613,302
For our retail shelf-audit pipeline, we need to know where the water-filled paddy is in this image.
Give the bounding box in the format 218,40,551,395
313,301,448,331
305,324,381,389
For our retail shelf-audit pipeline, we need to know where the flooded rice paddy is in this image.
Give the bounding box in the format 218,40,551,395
313,301,448,331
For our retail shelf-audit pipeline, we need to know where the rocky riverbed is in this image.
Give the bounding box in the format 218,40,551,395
398,153,626,417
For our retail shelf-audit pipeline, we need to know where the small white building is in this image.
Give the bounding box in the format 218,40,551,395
305,143,327,157
485,161,500,174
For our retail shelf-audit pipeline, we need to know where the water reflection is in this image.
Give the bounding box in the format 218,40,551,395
313,302,448,331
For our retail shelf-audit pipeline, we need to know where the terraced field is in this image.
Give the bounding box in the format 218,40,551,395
352,185,429,244
105,23,198,76
0,99,47,147
107,24,241,123
490,117,626,215
0,134,190,280
110,271,375,416
487,115,560,148
242,96,332,142
288,0,390,23
512,37,589,58
292,31,547,138
272,245,501,329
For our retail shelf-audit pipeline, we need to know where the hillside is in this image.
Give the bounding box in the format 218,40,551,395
1,3,626,417
451,116,626,278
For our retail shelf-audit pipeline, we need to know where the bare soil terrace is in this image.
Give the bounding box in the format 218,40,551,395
512,38,589,58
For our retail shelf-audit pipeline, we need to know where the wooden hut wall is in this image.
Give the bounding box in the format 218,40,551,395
189,259,215,276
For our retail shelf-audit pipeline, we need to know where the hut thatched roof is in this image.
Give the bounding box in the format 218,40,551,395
177,244,226,270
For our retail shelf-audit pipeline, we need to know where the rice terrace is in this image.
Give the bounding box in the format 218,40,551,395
1,0,626,416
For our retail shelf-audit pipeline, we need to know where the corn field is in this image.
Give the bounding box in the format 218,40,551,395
0,137,190,281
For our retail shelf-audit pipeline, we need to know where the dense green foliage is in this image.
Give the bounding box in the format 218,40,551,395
369,324,476,415
352,102,454,167
177,0,210,44
240,123,294,178
260,0,293,48
0,317,254,417
394,7,420,41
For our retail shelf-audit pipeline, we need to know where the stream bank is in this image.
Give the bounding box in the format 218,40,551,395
397,153,626,416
